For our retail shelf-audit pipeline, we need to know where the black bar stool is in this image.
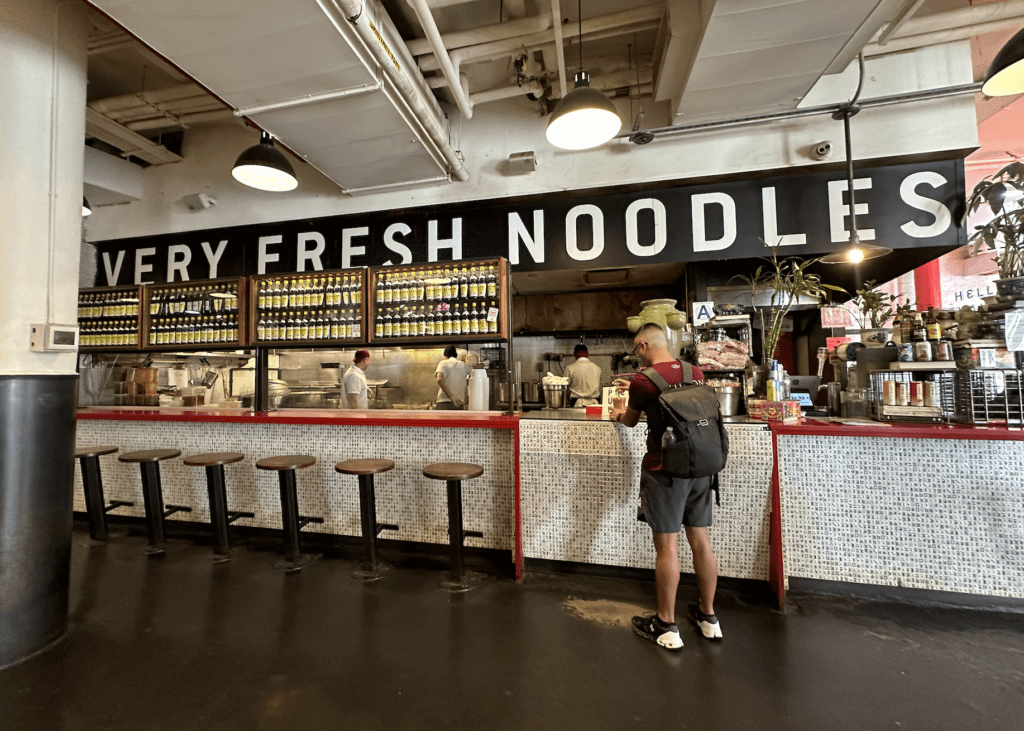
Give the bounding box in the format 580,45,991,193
256,455,322,571
422,462,484,591
183,452,255,562
334,459,398,581
75,445,134,542
118,449,189,554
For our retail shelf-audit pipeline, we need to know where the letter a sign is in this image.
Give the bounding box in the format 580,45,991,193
692,301,715,326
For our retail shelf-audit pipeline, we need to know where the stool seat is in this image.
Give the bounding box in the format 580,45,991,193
335,458,395,476
257,455,316,471
119,449,181,463
75,445,118,459
423,462,483,481
184,452,245,467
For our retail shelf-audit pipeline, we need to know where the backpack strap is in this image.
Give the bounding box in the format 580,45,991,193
642,361,692,391
641,367,670,393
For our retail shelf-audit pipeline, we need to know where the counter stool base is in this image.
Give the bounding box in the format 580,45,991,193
274,553,320,572
351,562,389,582
439,571,481,593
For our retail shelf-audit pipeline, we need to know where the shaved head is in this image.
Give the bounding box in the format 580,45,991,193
635,323,668,349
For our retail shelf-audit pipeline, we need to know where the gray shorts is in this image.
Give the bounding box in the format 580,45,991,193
639,469,713,533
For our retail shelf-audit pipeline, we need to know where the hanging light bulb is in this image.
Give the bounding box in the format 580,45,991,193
82,196,92,217
982,26,1024,97
231,131,298,192
822,73,891,265
545,0,622,150
546,71,623,150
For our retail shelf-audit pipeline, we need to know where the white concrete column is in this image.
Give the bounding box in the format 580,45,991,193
0,0,89,376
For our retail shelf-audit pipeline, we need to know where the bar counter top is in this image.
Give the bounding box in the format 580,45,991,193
76,406,519,429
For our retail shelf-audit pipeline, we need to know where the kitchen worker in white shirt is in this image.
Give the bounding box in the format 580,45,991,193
343,349,371,409
565,344,603,407
435,345,471,410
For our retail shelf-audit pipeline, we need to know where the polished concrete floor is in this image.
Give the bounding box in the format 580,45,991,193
3,526,1023,731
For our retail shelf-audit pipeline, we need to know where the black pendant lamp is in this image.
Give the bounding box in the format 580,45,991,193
545,0,622,150
231,131,298,192
982,27,1024,96
82,196,92,217
822,59,891,265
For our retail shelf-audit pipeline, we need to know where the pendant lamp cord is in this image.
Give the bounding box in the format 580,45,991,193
842,53,866,240
578,0,583,71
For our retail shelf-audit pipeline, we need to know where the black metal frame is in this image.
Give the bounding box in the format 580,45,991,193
78,454,133,541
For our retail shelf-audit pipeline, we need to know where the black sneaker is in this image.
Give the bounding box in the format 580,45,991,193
688,604,723,640
631,613,683,651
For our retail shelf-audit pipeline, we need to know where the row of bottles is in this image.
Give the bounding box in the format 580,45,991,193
81,321,138,348
257,275,362,312
150,285,239,317
376,265,498,305
149,316,239,346
374,302,499,339
257,310,363,342
78,291,139,319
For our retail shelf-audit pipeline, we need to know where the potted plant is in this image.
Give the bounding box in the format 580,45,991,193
965,161,1024,298
846,280,900,347
733,243,844,392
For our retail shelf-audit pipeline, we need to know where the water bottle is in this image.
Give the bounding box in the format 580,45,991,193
661,426,677,450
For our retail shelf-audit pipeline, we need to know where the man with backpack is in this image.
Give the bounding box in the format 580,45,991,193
609,323,725,651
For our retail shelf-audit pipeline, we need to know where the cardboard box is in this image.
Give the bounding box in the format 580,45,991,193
748,399,801,423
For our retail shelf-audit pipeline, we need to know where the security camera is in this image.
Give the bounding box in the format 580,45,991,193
812,141,833,161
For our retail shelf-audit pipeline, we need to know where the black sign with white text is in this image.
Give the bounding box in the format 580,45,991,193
90,158,966,286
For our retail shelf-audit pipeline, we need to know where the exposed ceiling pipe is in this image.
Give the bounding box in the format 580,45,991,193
469,80,544,106
320,0,469,181
87,83,209,114
550,0,568,98
406,14,552,56
865,1,1024,56
405,0,475,118
864,15,1024,56
619,82,982,142
417,4,663,73
425,0,525,14
126,109,238,131
877,0,926,45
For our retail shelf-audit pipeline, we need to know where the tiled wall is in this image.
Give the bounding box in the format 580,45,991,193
778,434,1024,598
519,420,774,580
75,420,515,553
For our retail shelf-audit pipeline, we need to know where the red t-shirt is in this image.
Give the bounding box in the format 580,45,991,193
628,360,705,471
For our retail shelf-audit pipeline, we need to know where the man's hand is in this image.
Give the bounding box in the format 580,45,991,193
452,397,464,407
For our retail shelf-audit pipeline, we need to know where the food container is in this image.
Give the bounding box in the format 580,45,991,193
912,342,932,362
954,343,1017,369
882,381,897,406
747,399,801,423
910,381,924,407
542,384,567,409
714,386,742,416
896,382,910,406
521,381,542,403
933,340,953,361
897,343,914,362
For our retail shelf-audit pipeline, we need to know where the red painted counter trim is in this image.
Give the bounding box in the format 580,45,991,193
770,419,1024,441
77,407,520,430
768,429,785,611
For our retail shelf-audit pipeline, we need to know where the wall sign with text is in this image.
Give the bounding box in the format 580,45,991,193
90,159,966,286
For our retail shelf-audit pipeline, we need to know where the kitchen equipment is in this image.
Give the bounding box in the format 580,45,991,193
279,391,328,408
826,382,842,416
714,386,742,416
542,384,567,409
468,369,489,411
521,381,542,403
374,386,405,409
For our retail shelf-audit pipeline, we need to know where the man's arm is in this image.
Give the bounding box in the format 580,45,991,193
435,371,462,406
347,393,359,409
609,376,642,426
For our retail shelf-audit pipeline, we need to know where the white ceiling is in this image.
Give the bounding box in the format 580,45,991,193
82,0,1024,196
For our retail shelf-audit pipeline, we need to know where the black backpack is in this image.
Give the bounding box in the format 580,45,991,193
642,364,729,501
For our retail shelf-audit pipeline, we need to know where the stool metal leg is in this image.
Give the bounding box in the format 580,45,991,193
278,470,302,564
206,465,231,557
139,461,167,553
446,479,465,583
79,456,109,541
350,474,390,581
360,474,378,570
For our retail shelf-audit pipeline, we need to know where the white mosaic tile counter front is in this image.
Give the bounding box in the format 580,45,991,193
778,434,1024,598
519,420,774,580
75,419,515,553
